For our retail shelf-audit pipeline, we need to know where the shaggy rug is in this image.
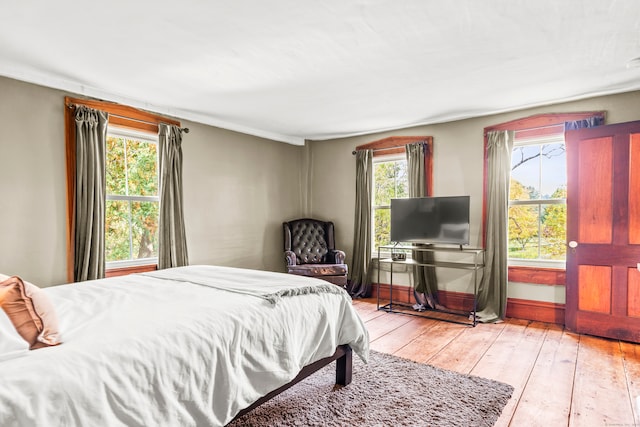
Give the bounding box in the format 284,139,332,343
229,350,514,426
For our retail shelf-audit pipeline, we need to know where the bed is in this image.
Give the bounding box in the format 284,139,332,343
0,265,370,426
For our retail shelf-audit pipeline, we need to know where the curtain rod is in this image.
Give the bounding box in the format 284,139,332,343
66,103,190,133
484,123,565,137
351,141,426,155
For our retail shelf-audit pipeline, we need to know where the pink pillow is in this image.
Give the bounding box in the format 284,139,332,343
0,275,61,349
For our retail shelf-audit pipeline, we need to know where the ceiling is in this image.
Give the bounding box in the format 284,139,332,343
2,1,640,145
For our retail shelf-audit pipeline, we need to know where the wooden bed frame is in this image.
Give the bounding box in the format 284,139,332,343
231,344,353,422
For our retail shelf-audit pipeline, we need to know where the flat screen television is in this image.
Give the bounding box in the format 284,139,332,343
390,196,470,245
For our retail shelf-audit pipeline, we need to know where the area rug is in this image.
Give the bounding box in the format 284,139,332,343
229,350,514,426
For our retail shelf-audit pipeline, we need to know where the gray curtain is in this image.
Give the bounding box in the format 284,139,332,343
74,106,109,282
564,116,604,131
476,130,514,322
158,123,189,269
349,149,373,297
406,142,438,309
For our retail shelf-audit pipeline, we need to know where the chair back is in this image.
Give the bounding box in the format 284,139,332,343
283,218,336,265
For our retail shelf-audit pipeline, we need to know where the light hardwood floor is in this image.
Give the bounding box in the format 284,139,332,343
352,298,640,427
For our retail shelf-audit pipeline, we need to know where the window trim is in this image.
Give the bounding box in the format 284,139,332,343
64,96,181,282
372,154,407,256
508,133,566,265
105,126,160,269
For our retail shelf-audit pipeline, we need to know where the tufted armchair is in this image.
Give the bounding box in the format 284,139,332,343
283,218,348,287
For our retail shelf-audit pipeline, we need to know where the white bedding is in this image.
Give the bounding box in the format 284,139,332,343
0,265,369,426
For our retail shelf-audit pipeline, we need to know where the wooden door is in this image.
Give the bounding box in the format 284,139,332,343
565,120,640,343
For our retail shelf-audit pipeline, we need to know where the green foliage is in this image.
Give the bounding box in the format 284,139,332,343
105,135,159,263
373,160,408,250
508,180,566,261
541,187,567,259
508,180,539,254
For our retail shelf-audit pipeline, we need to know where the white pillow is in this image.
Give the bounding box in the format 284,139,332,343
0,307,29,361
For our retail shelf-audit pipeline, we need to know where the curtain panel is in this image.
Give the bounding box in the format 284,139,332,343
477,130,514,323
405,142,439,309
564,116,605,131
158,123,189,269
349,149,373,297
74,106,109,282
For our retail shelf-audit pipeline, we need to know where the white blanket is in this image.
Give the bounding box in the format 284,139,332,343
0,265,369,426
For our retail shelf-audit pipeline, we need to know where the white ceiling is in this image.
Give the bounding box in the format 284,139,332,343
2,1,640,145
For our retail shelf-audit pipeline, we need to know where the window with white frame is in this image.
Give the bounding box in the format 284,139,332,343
508,133,566,264
105,127,159,267
372,155,408,253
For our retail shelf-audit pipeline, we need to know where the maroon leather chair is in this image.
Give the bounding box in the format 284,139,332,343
283,218,348,287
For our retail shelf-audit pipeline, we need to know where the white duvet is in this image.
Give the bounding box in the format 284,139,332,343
0,265,369,426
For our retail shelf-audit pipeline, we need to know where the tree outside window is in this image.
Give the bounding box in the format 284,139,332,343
105,129,159,265
508,139,566,261
373,158,408,252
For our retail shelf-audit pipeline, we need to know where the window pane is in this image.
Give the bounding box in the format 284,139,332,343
509,139,567,262
374,207,391,251
106,200,131,262
395,161,408,198
106,136,126,196
508,205,540,259
126,139,158,196
540,143,566,199
541,203,566,260
130,201,159,259
374,160,408,205
511,145,540,200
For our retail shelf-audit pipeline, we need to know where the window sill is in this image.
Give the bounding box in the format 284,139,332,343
106,264,158,278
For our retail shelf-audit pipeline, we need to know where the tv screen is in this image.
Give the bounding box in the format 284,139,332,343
390,196,470,245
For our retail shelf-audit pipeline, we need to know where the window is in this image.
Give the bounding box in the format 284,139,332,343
372,155,408,252
508,132,566,263
105,127,160,267
65,96,183,281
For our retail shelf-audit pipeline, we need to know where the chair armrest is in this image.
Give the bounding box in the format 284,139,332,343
285,250,297,266
326,249,346,264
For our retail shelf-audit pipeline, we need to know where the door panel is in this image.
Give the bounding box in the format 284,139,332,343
577,137,613,244
629,135,640,244
577,265,611,314
629,268,640,318
566,120,640,343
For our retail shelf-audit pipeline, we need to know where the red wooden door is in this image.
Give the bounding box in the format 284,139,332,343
565,120,640,343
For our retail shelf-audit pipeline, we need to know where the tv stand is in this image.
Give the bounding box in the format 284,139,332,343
376,245,484,326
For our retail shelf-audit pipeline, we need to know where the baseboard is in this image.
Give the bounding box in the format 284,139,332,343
373,283,414,305
372,283,565,325
506,298,565,324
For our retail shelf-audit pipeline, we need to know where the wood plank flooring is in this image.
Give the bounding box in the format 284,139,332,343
352,298,640,427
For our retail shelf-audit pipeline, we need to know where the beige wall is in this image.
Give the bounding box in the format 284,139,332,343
182,122,303,271
0,77,67,286
307,90,640,303
0,76,305,286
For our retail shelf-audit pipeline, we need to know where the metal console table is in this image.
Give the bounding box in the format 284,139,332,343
376,245,485,326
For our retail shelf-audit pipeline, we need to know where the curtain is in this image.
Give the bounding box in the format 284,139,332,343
564,116,604,131
476,130,514,322
406,142,439,310
74,106,108,282
349,149,373,297
158,123,189,269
